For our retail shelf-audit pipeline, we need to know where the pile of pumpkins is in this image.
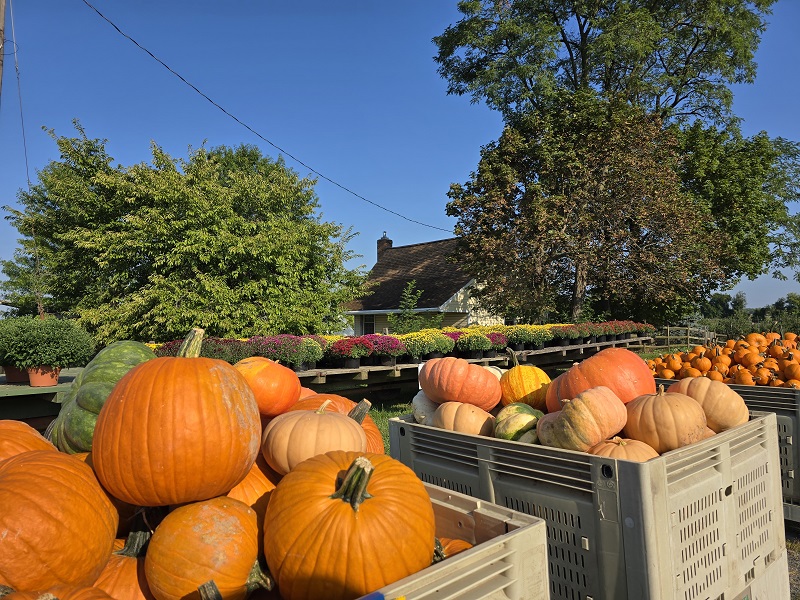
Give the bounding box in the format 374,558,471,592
647,331,800,387
412,346,749,461
0,328,472,600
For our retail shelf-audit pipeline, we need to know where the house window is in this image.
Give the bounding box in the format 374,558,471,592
362,315,375,335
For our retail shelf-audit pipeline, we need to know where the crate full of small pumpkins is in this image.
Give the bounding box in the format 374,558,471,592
392,347,788,600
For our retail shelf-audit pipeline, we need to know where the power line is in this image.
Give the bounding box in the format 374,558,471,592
79,0,454,234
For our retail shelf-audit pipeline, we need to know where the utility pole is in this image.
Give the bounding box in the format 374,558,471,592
0,0,6,103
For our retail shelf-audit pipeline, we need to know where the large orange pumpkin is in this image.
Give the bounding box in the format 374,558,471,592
623,385,707,454
284,394,385,453
234,356,301,418
418,357,501,411
144,497,269,600
91,328,262,507
0,420,57,463
0,451,118,591
545,348,655,412
667,377,748,433
263,451,436,600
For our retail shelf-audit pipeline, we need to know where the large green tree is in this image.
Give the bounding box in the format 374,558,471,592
1,122,369,343
447,92,725,323
435,0,775,123
435,0,799,320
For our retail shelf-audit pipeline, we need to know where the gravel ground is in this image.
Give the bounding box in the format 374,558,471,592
788,526,800,599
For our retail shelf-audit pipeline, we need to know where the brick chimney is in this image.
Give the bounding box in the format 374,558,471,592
377,232,393,261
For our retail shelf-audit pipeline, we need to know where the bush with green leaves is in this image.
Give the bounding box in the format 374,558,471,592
455,331,493,351
2,316,95,369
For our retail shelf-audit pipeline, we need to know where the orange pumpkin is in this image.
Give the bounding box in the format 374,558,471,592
92,328,262,507
226,454,281,552
0,451,118,591
418,357,502,412
438,537,474,558
284,394,384,453
263,451,436,600
261,400,367,475
432,401,495,436
234,356,301,418
537,386,628,452
144,497,268,600
587,436,658,461
298,386,317,399
545,348,655,412
3,588,116,600
0,420,57,463
623,386,707,454
92,530,155,600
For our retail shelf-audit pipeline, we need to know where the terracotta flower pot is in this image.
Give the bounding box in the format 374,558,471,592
26,365,61,387
2,364,30,384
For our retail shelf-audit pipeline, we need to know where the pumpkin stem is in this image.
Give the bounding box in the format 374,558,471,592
246,559,275,592
178,327,205,358
197,581,222,600
316,399,334,414
347,399,372,425
432,537,446,564
117,528,151,558
330,455,374,511
0,586,14,598
505,347,520,368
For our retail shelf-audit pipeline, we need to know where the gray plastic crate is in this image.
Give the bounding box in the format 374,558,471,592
361,482,549,600
389,412,788,600
656,377,800,524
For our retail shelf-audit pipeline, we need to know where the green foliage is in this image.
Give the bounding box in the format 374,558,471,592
447,93,722,323
1,316,95,369
1,122,369,343
387,280,444,334
434,0,775,124
454,331,492,351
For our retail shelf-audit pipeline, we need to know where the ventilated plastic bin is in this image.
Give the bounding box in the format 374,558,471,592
656,377,800,524
360,482,549,600
389,412,788,600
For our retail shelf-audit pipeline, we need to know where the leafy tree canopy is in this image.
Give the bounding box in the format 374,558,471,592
435,0,776,124
1,121,369,343
447,91,726,324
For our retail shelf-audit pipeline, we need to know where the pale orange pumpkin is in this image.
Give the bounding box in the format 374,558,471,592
623,386,708,454
261,399,367,475
587,436,659,461
537,386,627,452
432,401,495,436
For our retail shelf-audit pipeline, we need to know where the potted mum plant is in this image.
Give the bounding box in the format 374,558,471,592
454,331,492,359
485,331,508,358
326,336,375,369
362,334,407,367
0,318,32,383
4,317,95,387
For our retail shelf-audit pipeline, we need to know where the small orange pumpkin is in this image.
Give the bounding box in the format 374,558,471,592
587,436,659,462
499,349,551,410
234,356,302,418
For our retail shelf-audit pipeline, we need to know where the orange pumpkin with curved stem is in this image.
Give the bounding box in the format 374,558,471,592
92,328,261,507
623,385,707,454
263,451,435,600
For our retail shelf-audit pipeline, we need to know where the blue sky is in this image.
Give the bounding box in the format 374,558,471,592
1,0,798,309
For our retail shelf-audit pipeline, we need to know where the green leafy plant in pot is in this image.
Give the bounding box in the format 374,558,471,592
0,318,33,383
4,317,95,387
